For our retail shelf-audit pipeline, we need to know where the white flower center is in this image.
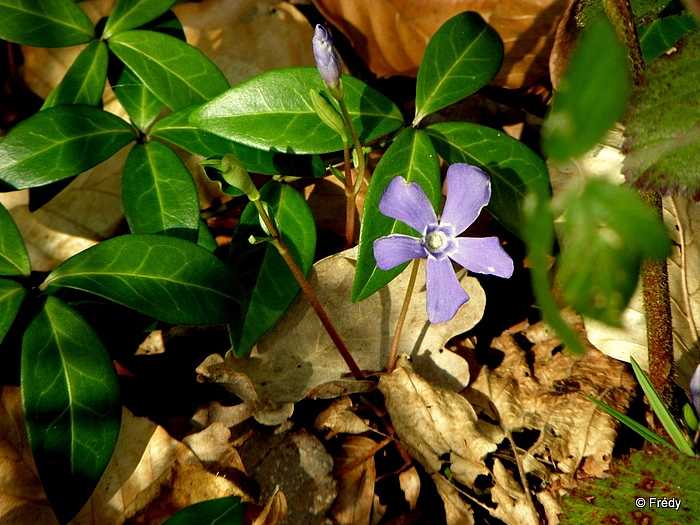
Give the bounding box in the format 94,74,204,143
425,230,447,254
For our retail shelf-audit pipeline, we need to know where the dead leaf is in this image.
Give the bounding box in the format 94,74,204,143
314,396,372,439
249,487,288,525
432,475,475,525
312,0,568,88
490,458,538,525
202,248,483,408
398,466,421,511
330,436,376,525
379,359,504,488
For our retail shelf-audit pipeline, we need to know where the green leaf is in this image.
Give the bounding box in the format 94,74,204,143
0,0,94,47
122,141,199,242
43,40,108,109
556,179,670,326
425,121,550,238
352,127,441,302
103,0,179,39
560,444,700,524
151,106,327,177
638,13,698,62
42,234,239,325
21,295,120,524
108,61,164,131
197,218,217,252
630,357,695,455
162,496,244,525
190,67,404,154
623,30,700,196
228,181,316,357
0,278,26,344
542,16,631,160
108,30,229,111
0,201,30,276
0,105,136,189
414,12,503,124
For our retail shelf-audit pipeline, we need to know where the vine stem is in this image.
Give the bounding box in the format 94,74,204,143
386,259,420,373
604,0,675,406
252,199,365,380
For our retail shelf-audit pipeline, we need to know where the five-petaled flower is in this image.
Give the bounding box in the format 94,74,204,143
373,163,514,324
312,25,343,100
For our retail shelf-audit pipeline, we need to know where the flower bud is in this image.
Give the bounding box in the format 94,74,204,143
691,364,700,416
312,25,343,100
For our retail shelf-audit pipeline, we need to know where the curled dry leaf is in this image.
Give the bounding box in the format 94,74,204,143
315,396,372,439
398,466,421,511
202,248,484,409
312,0,568,88
330,435,377,525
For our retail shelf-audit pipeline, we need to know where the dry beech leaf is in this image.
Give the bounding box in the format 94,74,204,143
432,473,475,525
398,466,421,511
330,436,377,525
490,458,538,525
249,487,288,525
314,396,372,438
312,0,567,88
379,359,504,488
204,248,484,407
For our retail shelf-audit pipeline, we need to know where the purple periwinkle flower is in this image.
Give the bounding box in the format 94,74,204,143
691,364,700,416
373,163,514,324
312,24,343,99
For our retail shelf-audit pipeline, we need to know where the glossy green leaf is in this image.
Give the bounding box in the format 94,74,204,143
109,61,164,131
122,141,199,241
0,201,30,276
42,234,239,325
425,122,550,238
228,181,316,357
638,13,698,62
556,179,670,326
352,127,441,302
151,106,327,177
21,295,120,524
623,30,700,196
103,0,179,39
0,279,27,344
414,12,503,124
163,496,244,525
190,67,404,154
542,17,631,160
43,40,108,109
0,105,136,189
108,30,229,111
197,218,217,252
0,0,94,47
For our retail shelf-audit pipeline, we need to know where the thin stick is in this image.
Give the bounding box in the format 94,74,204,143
387,259,420,373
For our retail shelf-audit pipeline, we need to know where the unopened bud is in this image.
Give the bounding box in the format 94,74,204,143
690,364,700,417
312,25,343,100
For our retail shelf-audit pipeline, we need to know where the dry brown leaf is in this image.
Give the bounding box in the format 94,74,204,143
202,248,484,408
379,359,504,488
249,487,288,525
312,0,567,88
432,475,475,525
314,396,372,438
489,458,538,525
398,466,421,511
330,436,376,525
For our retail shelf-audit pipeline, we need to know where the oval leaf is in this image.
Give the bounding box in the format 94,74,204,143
352,127,441,302
163,496,244,525
0,278,27,344
425,121,551,238
190,67,404,154
414,12,504,124
228,181,316,357
103,0,179,39
122,141,199,241
109,61,164,131
0,0,94,47
542,17,631,161
0,105,136,189
42,40,108,109
108,30,229,111
21,295,121,524
42,234,240,325
151,106,327,177
0,201,30,276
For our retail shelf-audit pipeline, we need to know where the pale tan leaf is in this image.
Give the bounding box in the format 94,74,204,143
432,475,475,525
379,360,503,488
251,487,288,525
489,458,538,525
314,396,372,438
204,248,484,407
330,436,376,525
398,466,421,511
312,0,568,88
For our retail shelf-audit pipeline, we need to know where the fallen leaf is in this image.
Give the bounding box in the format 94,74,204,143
202,248,483,407
398,466,421,511
330,436,376,525
490,458,538,525
249,487,288,525
432,475,475,525
314,396,372,439
312,0,568,88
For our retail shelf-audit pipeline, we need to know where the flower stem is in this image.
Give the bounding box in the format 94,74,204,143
387,259,420,373
341,138,355,250
337,98,367,248
252,199,365,380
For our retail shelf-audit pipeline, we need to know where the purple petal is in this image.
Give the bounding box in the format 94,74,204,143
450,237,514,278
441,164,491,234
426,256,469,324
374,234,426,270
379,176,437,234
691,364,700,416
312,25,341,91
